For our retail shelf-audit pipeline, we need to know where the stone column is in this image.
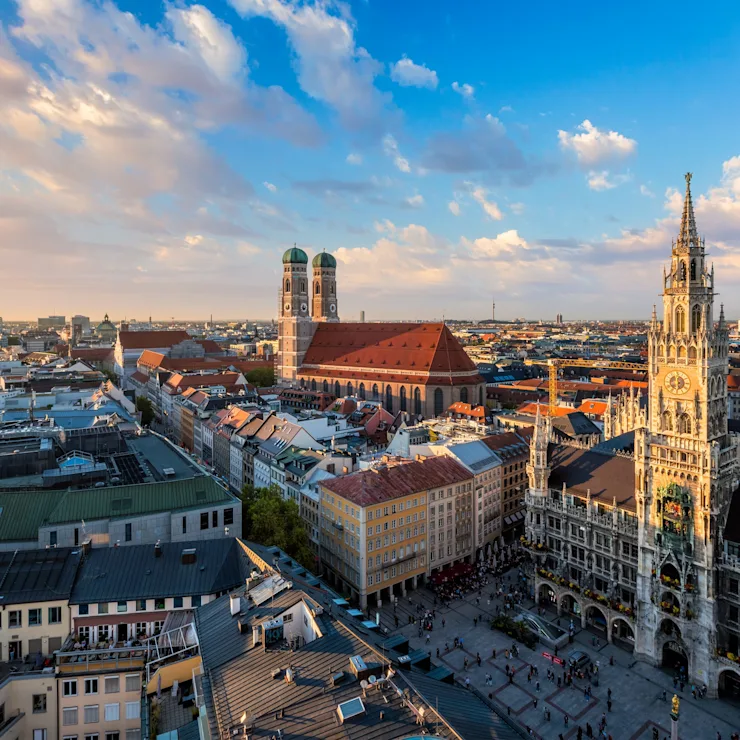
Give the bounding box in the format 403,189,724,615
670,698,679,740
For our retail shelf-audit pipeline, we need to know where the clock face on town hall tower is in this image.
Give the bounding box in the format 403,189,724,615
664,370,691,395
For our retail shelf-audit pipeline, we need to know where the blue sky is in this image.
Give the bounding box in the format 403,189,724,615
2,0,740,321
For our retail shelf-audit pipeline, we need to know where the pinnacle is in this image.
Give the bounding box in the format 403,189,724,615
677,171,700,251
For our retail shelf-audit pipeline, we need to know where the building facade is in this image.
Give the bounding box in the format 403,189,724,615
525,174,740,697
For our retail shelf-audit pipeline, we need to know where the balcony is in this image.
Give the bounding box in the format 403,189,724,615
0,710,23,738
720,553,740,573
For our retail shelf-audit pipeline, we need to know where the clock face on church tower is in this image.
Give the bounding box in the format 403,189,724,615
664,370,691,395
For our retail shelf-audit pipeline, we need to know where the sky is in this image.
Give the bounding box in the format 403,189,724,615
2,1,740,322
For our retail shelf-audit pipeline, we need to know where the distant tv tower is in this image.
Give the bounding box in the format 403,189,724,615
492,294,496,322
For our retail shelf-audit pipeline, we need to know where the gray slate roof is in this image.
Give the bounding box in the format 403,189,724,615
0,547,81,605
70,538,252,604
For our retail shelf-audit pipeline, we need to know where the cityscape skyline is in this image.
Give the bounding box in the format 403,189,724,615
2,1,740,320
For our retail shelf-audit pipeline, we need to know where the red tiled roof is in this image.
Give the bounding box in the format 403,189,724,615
163,372,243,393
196,339,225,354
481,432,529,458
70,348,114,362
299,323,482,386
446,402,487,419
577,400,608,416
515,402,573,418
728,374,740,391
130,371,150,385
321,455,472,506
137,350,168,369
119,330,190,350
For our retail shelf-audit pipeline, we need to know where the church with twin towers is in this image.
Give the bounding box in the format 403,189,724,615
277,246,485,418
525,174,740,698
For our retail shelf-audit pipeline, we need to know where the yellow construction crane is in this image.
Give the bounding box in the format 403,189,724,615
523,358,647,413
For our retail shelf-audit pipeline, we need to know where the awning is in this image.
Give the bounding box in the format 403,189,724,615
332,598,349,607
361,620,379,630
346,608,364,618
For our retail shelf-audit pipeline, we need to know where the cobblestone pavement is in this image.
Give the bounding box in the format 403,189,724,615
373,569,740,739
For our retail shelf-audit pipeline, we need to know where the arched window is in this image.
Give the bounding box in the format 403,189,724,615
691,305,701,333
322,380,328,393
460,387,468,404
334,380,341,397
434,388,444,417
315,282,320,294
310,379,317,392
678,345,686,359
662,410,673,432
372,384,379,401
680,261,687,281
347,381,353,396
678,414,692,435
385,385,393,412
414,387,422,415
301,281,305,293
688,345,697,360
359,383,366,400
675,306,685,333
285,279,291,292
690,259,697,281
400,386,407,412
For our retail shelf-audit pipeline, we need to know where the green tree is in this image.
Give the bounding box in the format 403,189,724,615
136,396,154,426
245,366,275,387
240,483,314,571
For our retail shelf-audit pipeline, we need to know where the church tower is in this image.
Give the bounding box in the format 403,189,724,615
525,405,551,553
311,251,339,322
635,173,737,691
278,246,314,384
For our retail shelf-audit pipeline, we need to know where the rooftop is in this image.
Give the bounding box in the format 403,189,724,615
118,330,191,350
321,456,471,506
0,547,81,605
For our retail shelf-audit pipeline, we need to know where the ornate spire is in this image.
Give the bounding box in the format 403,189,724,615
677,172,700,251
720,303,726,328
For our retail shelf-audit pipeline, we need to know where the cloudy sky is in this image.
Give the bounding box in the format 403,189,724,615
2,0,740,322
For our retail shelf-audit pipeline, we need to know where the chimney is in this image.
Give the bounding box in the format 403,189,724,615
154,540,162,558
230,593,241,617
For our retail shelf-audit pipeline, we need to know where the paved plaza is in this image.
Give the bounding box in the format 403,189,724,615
375,568,740,739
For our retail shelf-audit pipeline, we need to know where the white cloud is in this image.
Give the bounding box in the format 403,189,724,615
390,57,438,89
346,152,362,165
640,184,655,197
448,200,461,216
587,170,630,191
558,120,637,166
404,193,424,208
229,0,387,130
499,105,514,114
382,134,411,173
263,181,278,192
469,185,503,220
452,81,474,99
510,202,525,215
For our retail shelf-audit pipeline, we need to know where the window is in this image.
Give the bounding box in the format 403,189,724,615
106,734,120,740
155,598,165,610
49,606,62,624
200,512,208,530
84,706,99,724
99,625,110,641
173,597,183,609
85,735,100,740
98,603,109,615
9,610,21,627
63,679,78,697
125,675,139,693
153,621,164,635
85,678,99,695
212,510,218,528
50,530,58,547
105,676,119,694
63,707,79,726
29,608,42,626
125,523,132,542
191,595,201,608
224,508,234,525
33,694,47,713
136,599,146,611
78,604,89,616
104,703,120,722
121,700,140,721
730,578,739,595
126,731,141,740
182,516,187,534
117,601,127,613
34,732,47,740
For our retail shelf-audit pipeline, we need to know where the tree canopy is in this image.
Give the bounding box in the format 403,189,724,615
240,484,314,570
245,366,275,387
136,396,154,426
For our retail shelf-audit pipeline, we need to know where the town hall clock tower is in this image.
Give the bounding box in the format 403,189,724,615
635,174,738,692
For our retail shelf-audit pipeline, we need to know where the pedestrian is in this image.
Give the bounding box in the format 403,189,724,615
507,706,511,716
607,699,612,712
533,698,538,709
564,714,569,727
662,689,667,702
607,688,611,700
442,618,446,629
477,652,481,667
609,655,614,666
473,617,477,627
505,664,510,676
587,723,593,737
536,680,540,692
577,728,583,740
492,648,497,659
426,633,430,644
436,647,440,658
465,676,470,689
680,680,684,692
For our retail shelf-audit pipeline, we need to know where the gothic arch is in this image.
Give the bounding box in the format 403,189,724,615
285,278,291,292
400,386,407,412
691,304,701,333
538,583,557,605
688,345,697,360
675,306,686,333
385,385,393,412
690,259,697,281
359,383,366,400
662,410,673,432
609,617,635,646
680,261,687,282
460,387,468,404
678,413,692,435
584,604,608,630
718,668,740,698
434,388,444,417
310,379,317,392
322,380,328,393
371,383,379,401
347,381,353,396
413,387,422,415
315,282,320,294
678,344,686,359
334,380,341,397
560,592,582,616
